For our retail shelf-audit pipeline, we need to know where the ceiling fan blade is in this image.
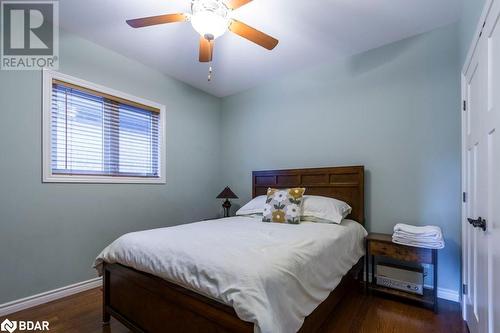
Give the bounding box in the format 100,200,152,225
126,13,187,28
229,19,278,50
199,37,214,62
227,0,253,10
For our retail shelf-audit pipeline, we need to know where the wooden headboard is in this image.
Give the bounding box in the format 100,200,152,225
252,166,364,224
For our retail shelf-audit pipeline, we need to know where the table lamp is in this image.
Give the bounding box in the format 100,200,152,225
217,187,238,217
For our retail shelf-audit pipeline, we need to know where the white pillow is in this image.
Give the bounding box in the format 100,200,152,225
301,195,352,224
235,195,267,216
237,194,351,224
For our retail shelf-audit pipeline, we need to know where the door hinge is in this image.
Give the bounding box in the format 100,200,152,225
463,100,467,111
463,192,467,203
463,283,468,295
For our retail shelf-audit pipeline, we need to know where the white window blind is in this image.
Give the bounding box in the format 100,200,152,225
50,80,161,179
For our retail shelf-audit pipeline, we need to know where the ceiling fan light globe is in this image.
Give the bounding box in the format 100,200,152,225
191,11,229,39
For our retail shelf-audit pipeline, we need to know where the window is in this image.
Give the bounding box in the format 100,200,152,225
43,71,166,183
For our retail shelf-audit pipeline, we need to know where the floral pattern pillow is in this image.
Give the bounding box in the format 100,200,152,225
262,187,306,224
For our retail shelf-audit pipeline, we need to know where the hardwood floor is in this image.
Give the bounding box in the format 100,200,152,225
0,288,467,333
322,291,468,333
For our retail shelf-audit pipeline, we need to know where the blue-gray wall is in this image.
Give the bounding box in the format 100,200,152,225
0,30,222,304
221,24,462,293
1,19,478,304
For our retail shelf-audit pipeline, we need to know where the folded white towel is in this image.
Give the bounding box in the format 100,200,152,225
393,223,443,239
393,231,443,242
391,223,445,249
392,236,445,249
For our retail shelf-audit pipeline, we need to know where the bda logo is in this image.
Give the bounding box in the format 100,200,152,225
0,319,49,332
0,319,17,333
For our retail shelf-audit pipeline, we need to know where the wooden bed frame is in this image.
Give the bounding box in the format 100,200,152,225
103,166,365,333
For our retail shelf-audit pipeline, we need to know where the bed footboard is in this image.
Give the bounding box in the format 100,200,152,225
103,258,363,333
102,263,253,333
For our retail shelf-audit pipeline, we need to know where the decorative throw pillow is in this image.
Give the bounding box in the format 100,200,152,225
262,187,306,224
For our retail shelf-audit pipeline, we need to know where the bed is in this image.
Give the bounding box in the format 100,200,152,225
96,166,366,333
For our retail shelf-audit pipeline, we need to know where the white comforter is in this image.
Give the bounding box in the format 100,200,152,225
94,216,367,333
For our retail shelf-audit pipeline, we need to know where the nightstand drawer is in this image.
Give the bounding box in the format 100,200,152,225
369,241,432,264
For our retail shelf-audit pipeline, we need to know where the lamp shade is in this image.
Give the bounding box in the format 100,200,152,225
216,187,238,199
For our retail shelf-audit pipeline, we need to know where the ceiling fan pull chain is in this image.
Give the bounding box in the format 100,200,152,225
208,65,213,82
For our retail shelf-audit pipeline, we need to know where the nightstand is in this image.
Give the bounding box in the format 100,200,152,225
365,233,438,312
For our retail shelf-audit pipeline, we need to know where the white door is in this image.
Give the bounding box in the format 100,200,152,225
484,2,500,331
462,1,500,333
463,33,487,333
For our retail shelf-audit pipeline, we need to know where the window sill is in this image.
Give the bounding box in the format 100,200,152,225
42,174,166,184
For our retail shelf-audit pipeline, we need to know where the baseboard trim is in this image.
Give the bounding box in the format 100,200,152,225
437,288,460,303
0,277,102,316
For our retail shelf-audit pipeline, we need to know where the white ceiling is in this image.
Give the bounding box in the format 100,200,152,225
59,0,461,97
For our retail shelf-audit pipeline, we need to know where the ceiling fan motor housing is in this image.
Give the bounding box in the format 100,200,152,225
191,0,231,39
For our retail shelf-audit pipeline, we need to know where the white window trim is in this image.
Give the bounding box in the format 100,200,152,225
42,70,167,184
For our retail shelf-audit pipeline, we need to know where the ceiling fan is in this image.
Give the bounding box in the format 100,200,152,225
126,0,279,63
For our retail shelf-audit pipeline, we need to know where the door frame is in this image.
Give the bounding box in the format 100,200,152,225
460,72,466,320
462,0,494,76
460,0,494,321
